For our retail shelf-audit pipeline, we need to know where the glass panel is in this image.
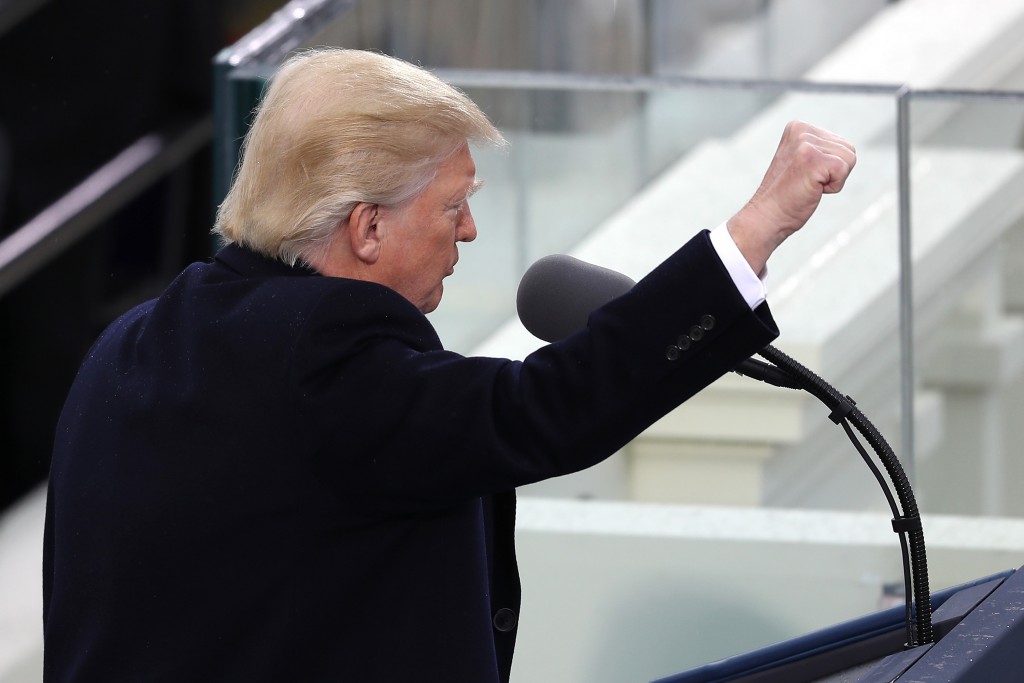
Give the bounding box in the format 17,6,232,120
578,89,905,514
908,93,1024,519
215,0,910,512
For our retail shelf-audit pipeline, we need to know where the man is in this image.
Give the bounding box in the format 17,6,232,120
43,49,855,682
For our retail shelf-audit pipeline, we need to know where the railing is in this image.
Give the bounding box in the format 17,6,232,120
0,117,212,299
0,0,50,37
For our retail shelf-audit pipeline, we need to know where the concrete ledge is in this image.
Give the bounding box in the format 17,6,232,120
512,497,1024,683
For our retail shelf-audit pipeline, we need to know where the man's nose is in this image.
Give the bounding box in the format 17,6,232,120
458,203,477,242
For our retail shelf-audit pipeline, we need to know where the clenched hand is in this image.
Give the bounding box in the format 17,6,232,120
727,120,857,275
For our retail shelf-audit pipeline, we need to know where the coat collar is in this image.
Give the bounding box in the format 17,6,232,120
214,242,320,279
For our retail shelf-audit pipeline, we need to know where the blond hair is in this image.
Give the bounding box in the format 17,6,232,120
213,48,505,265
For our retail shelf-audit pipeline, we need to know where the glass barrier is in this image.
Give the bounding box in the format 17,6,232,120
213,0,1024,525
907,92,1024,519
213,1,909,511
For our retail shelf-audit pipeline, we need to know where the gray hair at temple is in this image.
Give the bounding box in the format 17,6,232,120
213,48,506,266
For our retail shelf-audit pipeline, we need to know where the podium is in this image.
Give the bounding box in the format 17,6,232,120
656,565,1024,683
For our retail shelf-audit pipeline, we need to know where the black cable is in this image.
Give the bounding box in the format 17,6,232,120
746,344,934,645
838,418,915,646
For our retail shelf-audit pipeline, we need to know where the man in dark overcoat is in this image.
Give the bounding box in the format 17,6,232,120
43,48,855,682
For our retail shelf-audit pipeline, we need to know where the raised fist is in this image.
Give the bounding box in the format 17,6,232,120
727,120,857,274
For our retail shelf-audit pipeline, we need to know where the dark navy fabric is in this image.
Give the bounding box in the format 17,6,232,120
43,230,778,682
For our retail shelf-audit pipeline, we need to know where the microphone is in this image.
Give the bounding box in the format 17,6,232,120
516,254,800,389
516,254,636,343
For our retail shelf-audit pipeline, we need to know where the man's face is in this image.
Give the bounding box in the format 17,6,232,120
378,144,481,314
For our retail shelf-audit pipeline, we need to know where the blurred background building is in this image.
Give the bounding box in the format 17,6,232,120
4,1,1024,681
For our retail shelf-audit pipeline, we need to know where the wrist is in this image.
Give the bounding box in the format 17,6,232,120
726,206,780,277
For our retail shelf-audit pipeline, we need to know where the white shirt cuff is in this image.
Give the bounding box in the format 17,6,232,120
709,222,767,310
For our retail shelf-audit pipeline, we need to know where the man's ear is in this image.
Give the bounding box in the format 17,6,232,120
346,202,382,265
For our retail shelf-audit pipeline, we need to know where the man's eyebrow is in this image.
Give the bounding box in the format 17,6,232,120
448,179,485,205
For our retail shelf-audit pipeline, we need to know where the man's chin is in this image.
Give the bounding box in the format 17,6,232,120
420,286,443,315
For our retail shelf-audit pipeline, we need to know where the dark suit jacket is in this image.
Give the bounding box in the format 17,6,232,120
43,230,778,682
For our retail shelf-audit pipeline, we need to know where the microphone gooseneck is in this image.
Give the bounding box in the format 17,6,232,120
756,344,933,646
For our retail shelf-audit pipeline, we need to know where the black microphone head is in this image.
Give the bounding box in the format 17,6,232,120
516,254,636,342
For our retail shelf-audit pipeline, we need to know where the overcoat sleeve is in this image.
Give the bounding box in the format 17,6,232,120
290,230,778,511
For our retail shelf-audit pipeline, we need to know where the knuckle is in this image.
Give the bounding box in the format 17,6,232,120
795,142,819,162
